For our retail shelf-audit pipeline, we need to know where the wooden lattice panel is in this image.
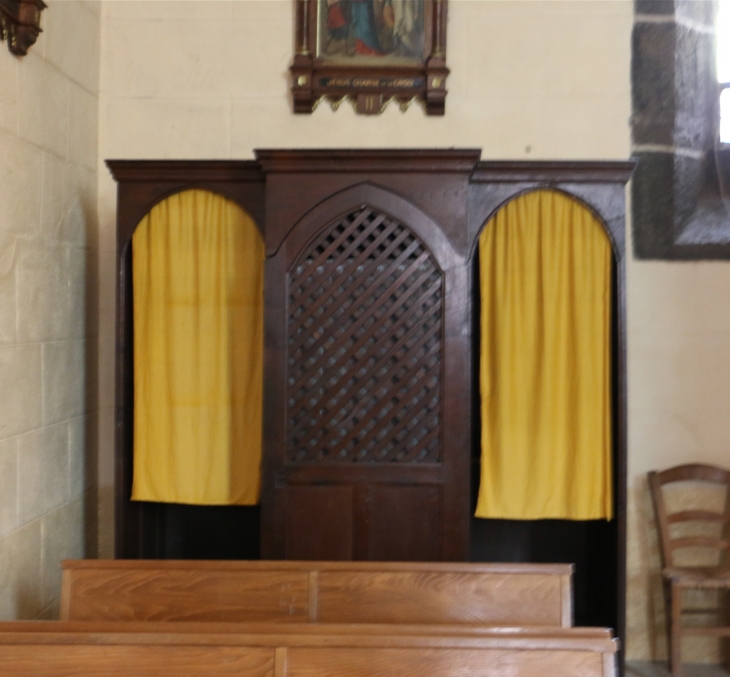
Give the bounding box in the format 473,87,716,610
287,207,443,464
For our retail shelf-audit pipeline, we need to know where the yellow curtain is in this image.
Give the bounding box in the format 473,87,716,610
475,190,612,520
131,189,264,505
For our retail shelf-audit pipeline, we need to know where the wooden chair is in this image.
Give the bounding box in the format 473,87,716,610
648,463,730,676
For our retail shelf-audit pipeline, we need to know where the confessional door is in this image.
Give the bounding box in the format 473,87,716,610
260,182,471,561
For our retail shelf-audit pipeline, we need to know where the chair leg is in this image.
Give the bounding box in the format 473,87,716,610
668,583,682,677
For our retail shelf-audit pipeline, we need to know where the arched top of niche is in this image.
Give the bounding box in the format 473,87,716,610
106,159,265,254
117,187,263,260
468,186,622,263
273,182,460,272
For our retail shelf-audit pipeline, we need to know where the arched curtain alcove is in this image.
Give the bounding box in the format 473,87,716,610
470,188,619,631
475,189,612,520
131,189,265,507
112,171,267,561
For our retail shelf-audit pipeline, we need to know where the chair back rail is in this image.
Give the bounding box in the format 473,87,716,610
649,464,730,570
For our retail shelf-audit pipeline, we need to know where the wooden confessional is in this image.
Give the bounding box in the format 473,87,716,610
108,150,633,647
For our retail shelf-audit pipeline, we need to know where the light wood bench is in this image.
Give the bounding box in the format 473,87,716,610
60,560,573,627
0,621,617,677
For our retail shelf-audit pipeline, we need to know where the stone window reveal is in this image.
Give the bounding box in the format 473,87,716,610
632,0,730,258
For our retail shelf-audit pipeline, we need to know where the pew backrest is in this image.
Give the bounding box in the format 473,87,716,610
0,621,617,677
60,560,573,627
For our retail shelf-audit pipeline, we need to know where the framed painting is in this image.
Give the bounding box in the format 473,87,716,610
290,0,448,115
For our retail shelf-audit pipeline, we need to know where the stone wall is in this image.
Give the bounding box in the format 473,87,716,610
0,0,100,620
632,0,730,257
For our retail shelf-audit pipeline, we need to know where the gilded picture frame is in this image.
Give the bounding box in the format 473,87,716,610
290,0,448,115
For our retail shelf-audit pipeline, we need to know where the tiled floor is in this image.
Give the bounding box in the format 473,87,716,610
627,662,729,676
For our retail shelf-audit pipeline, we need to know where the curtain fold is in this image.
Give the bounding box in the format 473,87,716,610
131,189,264,506
475,190,613,521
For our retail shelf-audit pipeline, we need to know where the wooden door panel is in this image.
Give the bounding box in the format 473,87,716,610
262,173,471,562
368,484,441,561
285,486,353,560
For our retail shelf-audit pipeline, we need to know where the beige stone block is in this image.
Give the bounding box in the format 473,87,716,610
155,18,288,97
97,324,114,412
68,246,89,340
41,153,69,241
96,173,117,254
0,130,43,237
0,51,18,135
17,423,69,524
445,96,540,160
101,97,231,158
96,484,114,558
82,487,99,558
97,405,115,487
68,84,99,170
66,163,98,248
69,413,98,499
466,2,548,99
0,232,17,344
80,0,101,20
41,496,84,608
16,237,70,342
0,519,43,619
687,264,730,334
97,248,116,331
44,0,101,92
628,338,706,416
0,438,17,539
539,3,631,97
697,407,730,462
539,96,630,160
443,1,467,99
17,52,68,158
42,339,86,425
625,260,730,340
106,1,232,20
232,0,288,20
628,409,702,479
101,19,156,96
42,159,97,248
625,571,653,660
0,344,42,439
229,95,523,157
693,340,730,412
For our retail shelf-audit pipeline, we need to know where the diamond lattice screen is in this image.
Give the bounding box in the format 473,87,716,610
287,206,443,464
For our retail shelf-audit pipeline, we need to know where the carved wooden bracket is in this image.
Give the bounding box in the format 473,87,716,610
0,0,45,56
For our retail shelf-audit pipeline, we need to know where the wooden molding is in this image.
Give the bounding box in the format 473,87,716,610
0,0,45,56
255,148,481,173
471,160,637,184
106,160,264,184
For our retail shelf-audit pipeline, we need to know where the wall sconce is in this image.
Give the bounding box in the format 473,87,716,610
0,0,46,56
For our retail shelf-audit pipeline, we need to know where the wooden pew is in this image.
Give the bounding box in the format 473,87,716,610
0,621,618,677
60,560,573,627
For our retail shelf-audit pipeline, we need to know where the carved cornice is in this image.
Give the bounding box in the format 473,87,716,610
0,0,45,56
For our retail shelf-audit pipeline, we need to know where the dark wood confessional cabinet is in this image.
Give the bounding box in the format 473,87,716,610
109,150,633,632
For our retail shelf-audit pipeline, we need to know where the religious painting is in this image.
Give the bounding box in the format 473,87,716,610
290,0,448,115
317,0,425,63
